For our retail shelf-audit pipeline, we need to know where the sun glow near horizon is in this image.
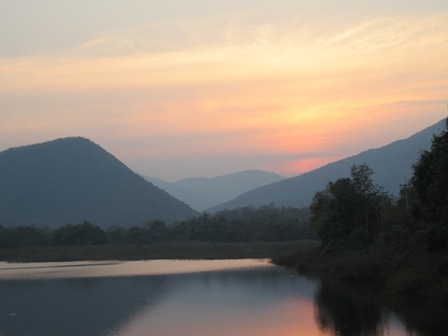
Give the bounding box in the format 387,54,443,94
1,2,447,179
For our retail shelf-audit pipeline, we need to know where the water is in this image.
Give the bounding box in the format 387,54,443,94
0,260,446,336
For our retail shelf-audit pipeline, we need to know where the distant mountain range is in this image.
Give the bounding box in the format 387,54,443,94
145,170,285,211
0,137,197,227
1,119,444,227
209,119,445,212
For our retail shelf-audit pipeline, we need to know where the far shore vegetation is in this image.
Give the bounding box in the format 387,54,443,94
0,205,316,262
1,118,447,303
0,240,319,263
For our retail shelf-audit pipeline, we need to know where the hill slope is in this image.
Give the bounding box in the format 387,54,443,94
0,137,197,227
146,170,285,211
209,119,445,212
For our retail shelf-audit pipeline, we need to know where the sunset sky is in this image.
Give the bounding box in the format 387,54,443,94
1,1,447,181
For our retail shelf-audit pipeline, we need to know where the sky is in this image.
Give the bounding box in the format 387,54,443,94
1,1,447,181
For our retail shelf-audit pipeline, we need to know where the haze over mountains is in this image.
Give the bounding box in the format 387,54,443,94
145,170,285,211
0,119,444,228
0,137,197,228
209,119,446,212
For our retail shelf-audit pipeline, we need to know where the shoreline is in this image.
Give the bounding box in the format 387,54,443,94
0,240,319,263
4,240,446,304
272,246,448,304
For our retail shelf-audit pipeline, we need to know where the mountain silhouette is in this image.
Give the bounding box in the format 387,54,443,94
0,137,197,227
145,170,285,211
209,119,445,212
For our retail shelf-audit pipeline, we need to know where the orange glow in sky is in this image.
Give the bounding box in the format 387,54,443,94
1,1,447,180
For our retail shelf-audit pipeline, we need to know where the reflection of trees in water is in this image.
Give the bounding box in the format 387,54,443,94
314,280,448,336
313,282,386,336
385,297,448,336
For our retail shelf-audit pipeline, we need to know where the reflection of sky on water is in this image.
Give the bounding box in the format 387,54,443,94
110,268,320,336
0,260,320,336
0,260,438,336
0,260,271,280
0,275,170,336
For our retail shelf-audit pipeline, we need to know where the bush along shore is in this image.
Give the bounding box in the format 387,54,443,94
275,118,448,303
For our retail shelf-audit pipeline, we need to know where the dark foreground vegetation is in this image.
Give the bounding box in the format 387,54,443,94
275,118,448,302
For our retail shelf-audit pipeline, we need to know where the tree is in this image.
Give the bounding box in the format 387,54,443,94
412,118,448,224
350,163,384,237
411,117,448,252
0,225,6,248
311,164,386,249
52,221,107,246
0,226,49,248
143,220,169,242
311,177,360,246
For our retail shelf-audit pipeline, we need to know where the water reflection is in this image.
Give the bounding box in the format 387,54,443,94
314,281,388,336
313,279,448,336
0,260,446,336
0,276,170,336
109,267,320,336
0,261,320,336
382,296,448,336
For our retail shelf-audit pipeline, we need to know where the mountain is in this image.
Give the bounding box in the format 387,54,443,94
144,176,216,212
209,119,446,212
0,137,197,227
145,170,285,211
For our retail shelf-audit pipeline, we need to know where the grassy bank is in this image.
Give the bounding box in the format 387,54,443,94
0,240,320,263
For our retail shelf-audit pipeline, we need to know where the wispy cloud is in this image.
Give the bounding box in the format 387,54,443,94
1,5,447,178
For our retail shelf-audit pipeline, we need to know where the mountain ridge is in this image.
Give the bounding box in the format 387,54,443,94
0,137,197,227
145,170,285,211
208,119,446,212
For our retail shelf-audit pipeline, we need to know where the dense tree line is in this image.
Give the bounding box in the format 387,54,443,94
0,206,314,248
174,206,313,242
310,163,391,249
311,118,448,254
308,117,448,299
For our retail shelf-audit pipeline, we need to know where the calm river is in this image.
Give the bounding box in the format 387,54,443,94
0,260,446,336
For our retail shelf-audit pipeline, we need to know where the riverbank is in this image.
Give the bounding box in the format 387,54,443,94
5,239,446,304
272,243,448,303
0,240,320,263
